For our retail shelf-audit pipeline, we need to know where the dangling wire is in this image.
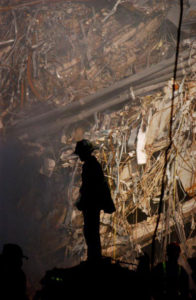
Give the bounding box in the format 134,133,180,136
151,0,184,268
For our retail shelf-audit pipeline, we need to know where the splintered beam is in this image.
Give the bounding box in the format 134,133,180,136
131,198,196,246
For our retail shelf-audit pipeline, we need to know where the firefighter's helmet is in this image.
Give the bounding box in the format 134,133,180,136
2,244,28,260
74,139,97,155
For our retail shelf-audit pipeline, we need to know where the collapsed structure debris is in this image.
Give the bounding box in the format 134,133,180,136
0,0,196,297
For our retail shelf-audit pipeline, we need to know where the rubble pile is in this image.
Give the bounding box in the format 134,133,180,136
0,0,196,296
64,77,196,260
1,0,195,114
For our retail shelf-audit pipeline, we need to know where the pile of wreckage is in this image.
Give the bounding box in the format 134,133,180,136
0,0,196,295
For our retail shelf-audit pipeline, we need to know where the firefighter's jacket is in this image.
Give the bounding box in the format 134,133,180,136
77,155,115,214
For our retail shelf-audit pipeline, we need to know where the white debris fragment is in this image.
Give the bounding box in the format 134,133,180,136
136,121,147,165
128,127,138,149
191,214,195,230
40,158,56,177
128,151,135,158
0,118,3,130
61,134,67,144
60,149,73,160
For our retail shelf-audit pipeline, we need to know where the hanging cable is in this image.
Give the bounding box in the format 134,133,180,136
151,0,184,268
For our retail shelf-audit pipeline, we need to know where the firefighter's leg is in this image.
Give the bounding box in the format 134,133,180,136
83,209,101,261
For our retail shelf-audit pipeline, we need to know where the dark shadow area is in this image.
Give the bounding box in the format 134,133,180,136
0,244,29,300
34,245,195,300
151,243,190,300
0,136,75,297
127,207,147,224
188,256,196,284
1,241,195,299
34,258,139,300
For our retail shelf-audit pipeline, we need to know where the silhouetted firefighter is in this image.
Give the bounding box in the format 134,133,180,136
74,139,115,261
0,244,29,300
151,242,189,300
